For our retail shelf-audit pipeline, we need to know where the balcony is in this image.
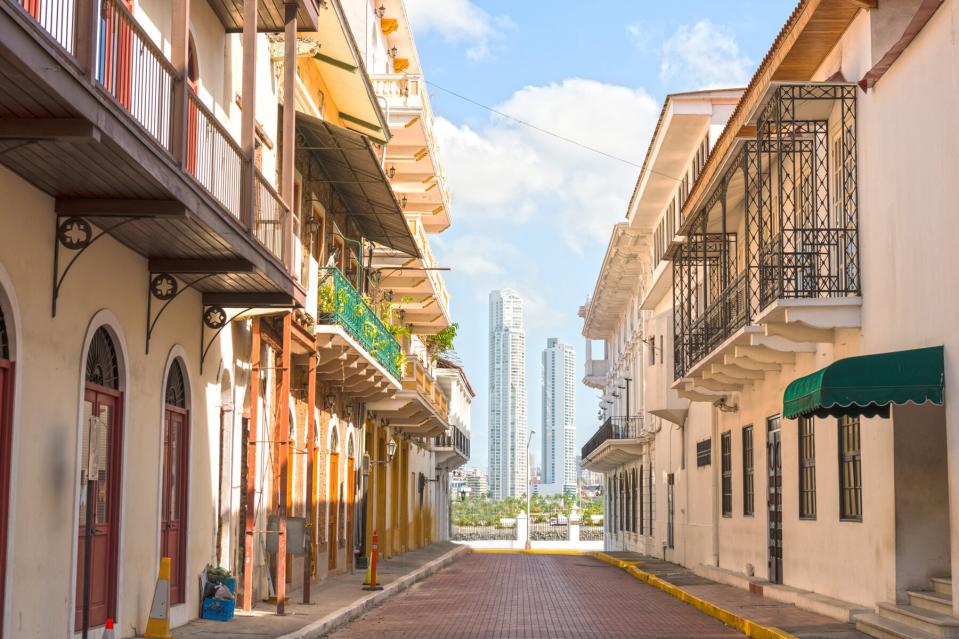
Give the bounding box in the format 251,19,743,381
580,417,645,472
315,267,403,397
372,216,450,333
368,354,451,438
370,73,451,232
433,424,469,469
206,0,319,33
671,84,861,400
582,359,608,390
0,0,300,308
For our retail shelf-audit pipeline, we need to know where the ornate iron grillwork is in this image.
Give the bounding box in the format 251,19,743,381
165,359,187,408
0,305,8,360
581,416,643,460
86,327,119,389
671,84,859,379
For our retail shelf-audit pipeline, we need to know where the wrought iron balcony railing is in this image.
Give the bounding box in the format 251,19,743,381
318,267,403,380
581,416,643,461
433,425,469,459
672,84,860,379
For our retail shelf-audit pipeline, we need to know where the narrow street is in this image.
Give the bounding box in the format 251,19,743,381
327,554,744,638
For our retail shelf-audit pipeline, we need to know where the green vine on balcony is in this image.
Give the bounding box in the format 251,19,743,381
425,323,459,361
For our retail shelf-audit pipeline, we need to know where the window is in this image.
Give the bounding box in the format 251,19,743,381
799,417,816,519
667,473,675,548
639,465,644,534
648,337,655,366
721,432,732,517
839,416,862,521
647,463,654,537
631,468,638,533
696,439,711,467
742,426,754,516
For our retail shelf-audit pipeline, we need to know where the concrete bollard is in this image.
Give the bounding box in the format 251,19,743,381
516,512,529,550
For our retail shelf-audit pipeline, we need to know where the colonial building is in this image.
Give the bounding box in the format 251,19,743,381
0,0,467,636
583,2,959,637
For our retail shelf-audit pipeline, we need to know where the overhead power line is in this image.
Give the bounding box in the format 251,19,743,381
425,80,646,170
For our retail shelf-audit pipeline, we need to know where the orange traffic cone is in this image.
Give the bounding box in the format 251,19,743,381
102,618,115,639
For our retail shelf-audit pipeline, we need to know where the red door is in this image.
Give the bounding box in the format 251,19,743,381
76,387,122,630
161,406,189,604
0,358,14,634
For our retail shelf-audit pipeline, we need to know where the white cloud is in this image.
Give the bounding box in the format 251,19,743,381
434,78,659,253
404,0,513,60
660,20,752,89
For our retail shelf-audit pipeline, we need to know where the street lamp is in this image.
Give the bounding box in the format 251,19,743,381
361,436,397,591
525,429,534,551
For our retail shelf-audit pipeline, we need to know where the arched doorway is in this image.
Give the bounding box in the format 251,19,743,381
161,358,189,604
76,326,123,630
327,423,339,571
0,298,15,634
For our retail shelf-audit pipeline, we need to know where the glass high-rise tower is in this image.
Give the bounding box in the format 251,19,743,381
488,290,528,499
541,338,576,496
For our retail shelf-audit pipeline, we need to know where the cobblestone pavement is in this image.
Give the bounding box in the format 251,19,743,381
326,553,745,638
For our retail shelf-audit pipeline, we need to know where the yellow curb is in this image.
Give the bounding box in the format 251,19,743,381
619,564,799,639
589,551,642,569
588,552,796,639
468,548,586,555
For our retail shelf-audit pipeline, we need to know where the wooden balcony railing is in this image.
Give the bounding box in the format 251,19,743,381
186,89,244,220
97,0,175,149
253,170,290,268
9,0,292,269
18,0,75,53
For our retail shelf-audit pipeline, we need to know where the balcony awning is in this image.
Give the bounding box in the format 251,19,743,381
783,346,944,420
296,113,420,258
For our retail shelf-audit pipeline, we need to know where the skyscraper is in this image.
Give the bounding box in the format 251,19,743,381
488,289,528,499
541,338,576,495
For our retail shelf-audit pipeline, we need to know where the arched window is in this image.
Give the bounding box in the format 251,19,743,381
165,358,186,408
161,357,190,605
0,305,8,360
77,325,123,629
329,424,339,451
86,327,119,389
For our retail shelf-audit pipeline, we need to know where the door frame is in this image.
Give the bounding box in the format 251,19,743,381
76,382,124,630
767,415,783,584
71,316,129,635
161,403,190,604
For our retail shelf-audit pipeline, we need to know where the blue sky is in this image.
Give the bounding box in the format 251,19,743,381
404,0,795,472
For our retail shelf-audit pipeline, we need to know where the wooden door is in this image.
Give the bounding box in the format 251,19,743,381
161,406,189,604
346,456,355,567
767,416,783,584
0,358,13,633
76,388,122,630
328,453,339,570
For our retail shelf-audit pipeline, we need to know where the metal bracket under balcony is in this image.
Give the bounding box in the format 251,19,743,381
580,417,646,472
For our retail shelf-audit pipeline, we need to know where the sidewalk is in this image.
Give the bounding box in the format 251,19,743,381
595,552,870,639
164,542,467,639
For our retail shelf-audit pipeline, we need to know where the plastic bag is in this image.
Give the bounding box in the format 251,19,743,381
213,583,234,600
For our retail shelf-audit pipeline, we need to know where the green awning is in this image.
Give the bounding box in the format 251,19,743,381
783,346,944,419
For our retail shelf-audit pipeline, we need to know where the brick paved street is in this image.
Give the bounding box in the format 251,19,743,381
327,553,745,638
